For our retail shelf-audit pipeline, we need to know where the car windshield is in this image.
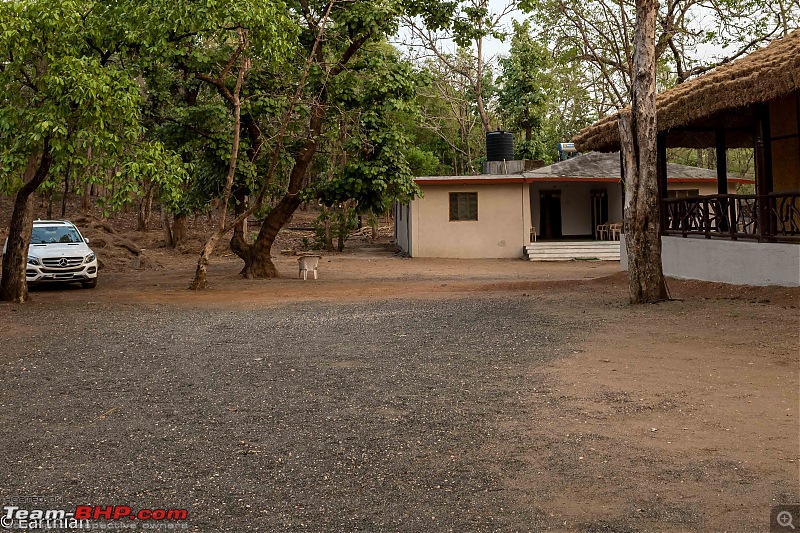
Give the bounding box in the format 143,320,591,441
31,226,82,244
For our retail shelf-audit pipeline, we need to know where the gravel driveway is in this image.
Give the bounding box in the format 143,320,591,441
0,296,588,532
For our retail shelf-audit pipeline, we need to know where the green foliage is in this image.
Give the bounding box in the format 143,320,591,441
405,146,441,176
497,21,549,143
105,141,189,214
312,206,359,251
131,0,297,217
495,20,596,164
317,44,423,213
0,1,142,195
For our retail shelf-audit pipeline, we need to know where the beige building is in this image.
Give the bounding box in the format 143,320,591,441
395,152,749,259
396,176,531,259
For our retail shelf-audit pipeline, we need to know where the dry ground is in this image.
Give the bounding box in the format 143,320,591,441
1,201,798,531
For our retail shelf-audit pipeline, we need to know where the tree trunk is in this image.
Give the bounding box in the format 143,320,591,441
137,181,154,231
524,107,532,142
0,141,53,303
238,98,326,278
46,189,53,219
172,213,187,246
162,210,174,248
81,146,93,211
337,220,346,252
189,234,221,290
61,161,71,218
618,0,668,304
229,186,250,269
82,182,92,211
239,194,301,278
191,46,250,289
475,34,492,132
322,206,334,252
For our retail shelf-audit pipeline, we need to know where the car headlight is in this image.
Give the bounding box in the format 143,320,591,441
27,256,41,266
84,253,96,264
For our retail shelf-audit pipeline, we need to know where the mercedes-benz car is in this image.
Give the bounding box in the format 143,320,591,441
2,220,99,288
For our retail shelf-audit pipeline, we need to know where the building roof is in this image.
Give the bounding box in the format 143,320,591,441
415,154,753,186
522,152,752,183
414,174,530,185
574,30,800,152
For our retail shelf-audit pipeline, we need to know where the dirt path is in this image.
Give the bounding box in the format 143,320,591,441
1,251,798,532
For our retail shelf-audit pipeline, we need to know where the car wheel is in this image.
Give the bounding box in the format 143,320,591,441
81,278,98,289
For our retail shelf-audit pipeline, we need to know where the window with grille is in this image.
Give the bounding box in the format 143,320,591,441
449,192,478,221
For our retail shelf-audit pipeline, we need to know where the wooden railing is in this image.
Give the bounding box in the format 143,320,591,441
663,191,800,243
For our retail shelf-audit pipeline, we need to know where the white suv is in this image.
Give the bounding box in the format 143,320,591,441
3,220,99,289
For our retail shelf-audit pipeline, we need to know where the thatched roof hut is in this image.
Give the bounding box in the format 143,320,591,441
574,30,800,152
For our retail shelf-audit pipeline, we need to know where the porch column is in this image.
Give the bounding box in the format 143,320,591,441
716,129,729,231
657,132,668,233
755,102,774,241
716,129,728,193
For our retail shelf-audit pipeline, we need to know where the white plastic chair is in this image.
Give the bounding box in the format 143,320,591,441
298,255,321,280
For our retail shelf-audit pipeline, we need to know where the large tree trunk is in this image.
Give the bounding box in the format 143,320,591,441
619,0,668,304
239,194,301,278
0,142,53,303
237,100,327,278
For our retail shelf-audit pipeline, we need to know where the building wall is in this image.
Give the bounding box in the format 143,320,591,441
409,183,529,258
769,90,800,192
620,235,800,287
394,202,411,254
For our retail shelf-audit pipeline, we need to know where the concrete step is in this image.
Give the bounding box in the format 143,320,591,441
524,241,620,261
525,247,620,254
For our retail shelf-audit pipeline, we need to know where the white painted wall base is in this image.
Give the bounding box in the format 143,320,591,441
620,234,800,287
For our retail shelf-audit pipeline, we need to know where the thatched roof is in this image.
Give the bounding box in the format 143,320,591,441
574,30,800,152
523,152,752,182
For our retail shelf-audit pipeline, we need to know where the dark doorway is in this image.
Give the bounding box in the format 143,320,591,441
591,190,609,239
539,190,562,239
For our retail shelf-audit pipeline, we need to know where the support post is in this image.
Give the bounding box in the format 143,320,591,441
716,129,729,231
716,129,728,194
755,103,774,241
657,133,668,233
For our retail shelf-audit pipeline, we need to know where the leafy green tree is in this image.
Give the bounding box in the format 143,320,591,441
228,0,455,279
0,0,144,302
496,20,596,163
497,20,549,157
318,45,422,214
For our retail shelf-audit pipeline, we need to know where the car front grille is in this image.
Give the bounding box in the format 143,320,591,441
41,257,84,268
40,267,84,274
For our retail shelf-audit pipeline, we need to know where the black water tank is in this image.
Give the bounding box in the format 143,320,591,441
486,131,514,161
